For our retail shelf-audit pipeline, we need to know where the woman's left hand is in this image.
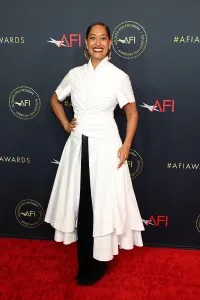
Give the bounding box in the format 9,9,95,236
117,144,130,169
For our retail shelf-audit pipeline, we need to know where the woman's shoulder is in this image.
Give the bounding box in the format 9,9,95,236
69,63,88,76
107,62,128,79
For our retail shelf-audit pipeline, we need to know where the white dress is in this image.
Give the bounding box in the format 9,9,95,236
45,56,145,261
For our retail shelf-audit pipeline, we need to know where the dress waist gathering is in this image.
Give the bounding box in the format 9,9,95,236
72,110,119,139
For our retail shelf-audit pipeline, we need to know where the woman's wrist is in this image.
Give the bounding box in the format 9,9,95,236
62,120,70,130
123,141,131,149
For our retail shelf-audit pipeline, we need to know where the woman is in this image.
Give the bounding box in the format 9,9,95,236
45,22,144,285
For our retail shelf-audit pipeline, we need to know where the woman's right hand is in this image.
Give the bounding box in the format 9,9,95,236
63,118,77,132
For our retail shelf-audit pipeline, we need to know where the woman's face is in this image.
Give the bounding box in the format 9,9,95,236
85,25,112,62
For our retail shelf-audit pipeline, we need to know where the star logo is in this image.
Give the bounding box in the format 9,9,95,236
142,219,155,226
139,102,159,112
47,38,67,47
51,159,60,165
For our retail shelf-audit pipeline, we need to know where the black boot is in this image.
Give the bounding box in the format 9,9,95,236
76,260,106,285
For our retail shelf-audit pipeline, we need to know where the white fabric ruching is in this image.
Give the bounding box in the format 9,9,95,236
45,56,144,261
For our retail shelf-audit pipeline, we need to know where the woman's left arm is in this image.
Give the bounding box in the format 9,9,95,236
117,102,138,169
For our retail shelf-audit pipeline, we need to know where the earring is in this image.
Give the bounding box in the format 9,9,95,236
108,49,112,60
84,48,90,60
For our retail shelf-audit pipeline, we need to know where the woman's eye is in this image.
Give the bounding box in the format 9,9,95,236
90,37,95,40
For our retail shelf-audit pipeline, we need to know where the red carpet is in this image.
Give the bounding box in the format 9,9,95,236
0,238,199,300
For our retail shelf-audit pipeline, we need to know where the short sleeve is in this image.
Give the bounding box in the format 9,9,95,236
55,71,71,102
116,75,135,108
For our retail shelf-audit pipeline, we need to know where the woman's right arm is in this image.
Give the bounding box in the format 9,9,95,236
51,92,77,132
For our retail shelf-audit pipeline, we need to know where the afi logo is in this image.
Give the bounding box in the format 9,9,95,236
148,215,168,227
118,37,136,44
14,100,31,107
20,211,36,217
140,100,175,112
47,34,81,48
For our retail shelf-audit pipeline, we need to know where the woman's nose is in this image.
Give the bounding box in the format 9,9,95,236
96,38,101,45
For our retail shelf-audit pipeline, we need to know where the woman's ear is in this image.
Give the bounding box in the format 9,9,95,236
85,39,88,49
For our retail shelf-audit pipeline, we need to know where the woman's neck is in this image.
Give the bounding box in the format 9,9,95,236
91,58,102,70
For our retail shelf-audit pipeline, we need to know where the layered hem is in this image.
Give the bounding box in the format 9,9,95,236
54,228,143,261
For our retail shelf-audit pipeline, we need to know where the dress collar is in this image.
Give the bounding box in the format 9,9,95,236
88,56,109,72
